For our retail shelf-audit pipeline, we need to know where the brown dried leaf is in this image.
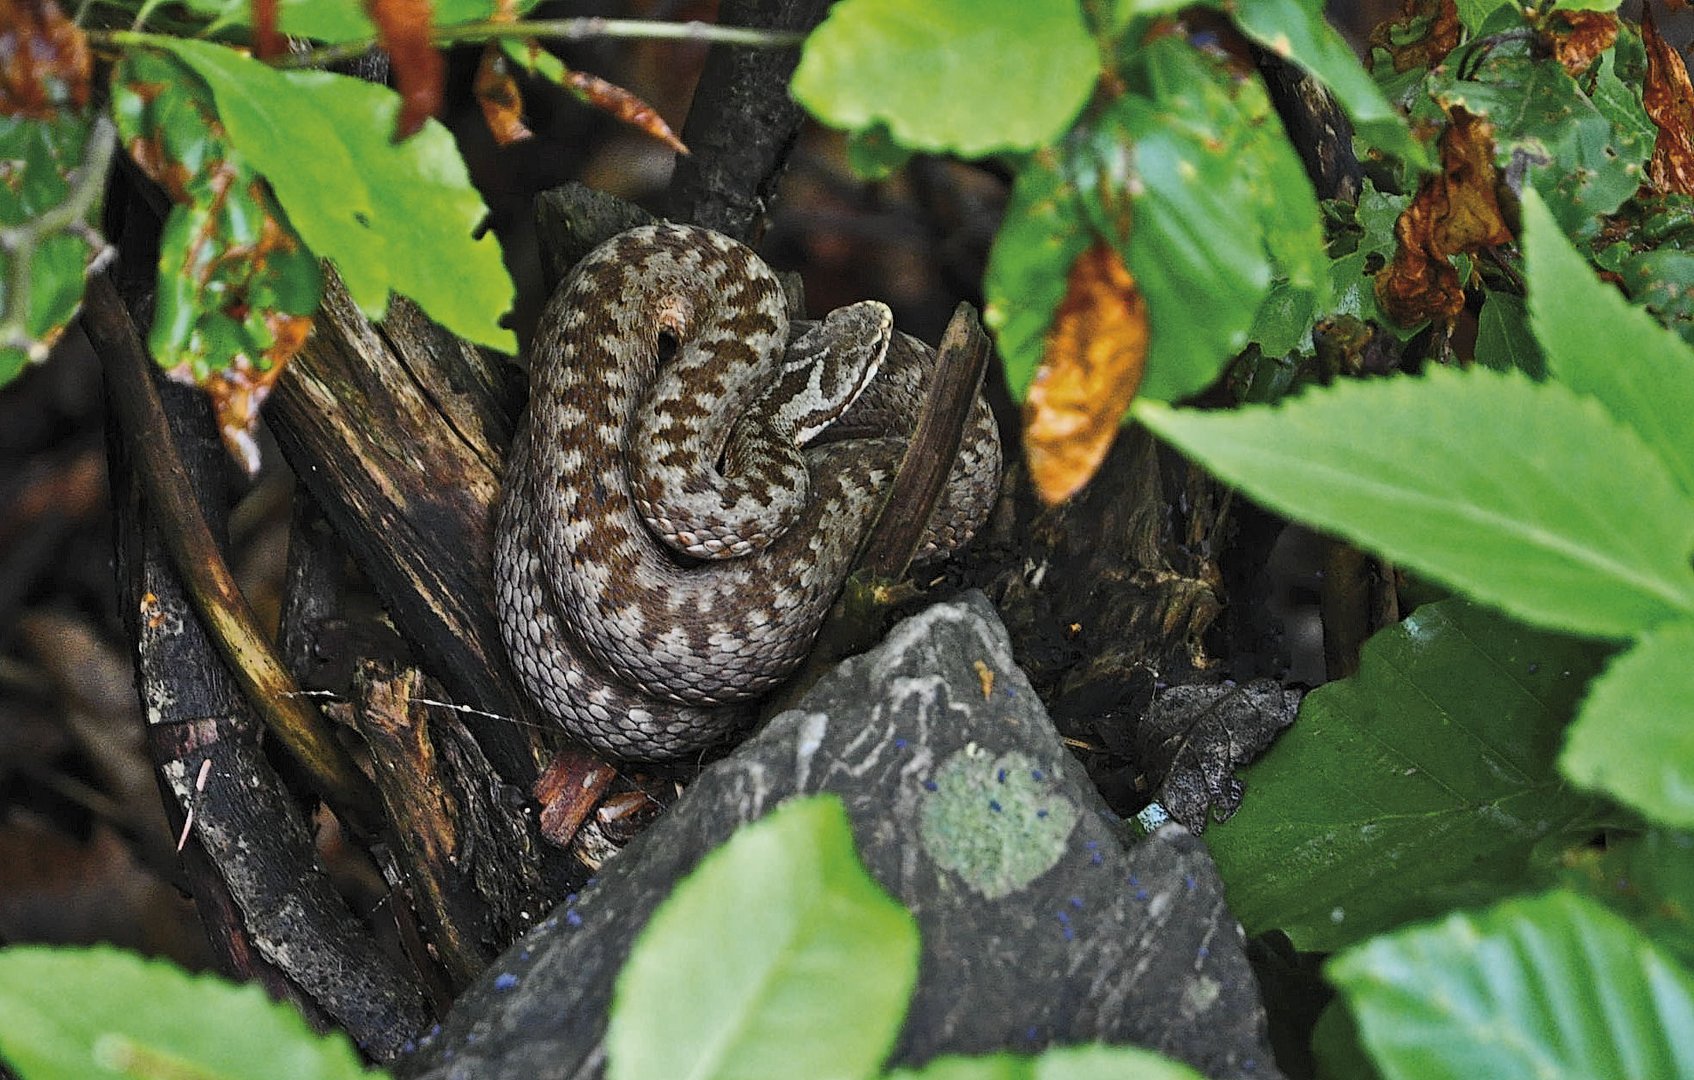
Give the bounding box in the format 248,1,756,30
474,44,532,147
1376,109,1511,326
1643,8,1694,196
565,70,688,155
1545,10,1618,77
250,0,284,61
0,0,89,118
1136,680,1302,833
363,0,443,140
1023,243,1148,506
1369,0,1461,74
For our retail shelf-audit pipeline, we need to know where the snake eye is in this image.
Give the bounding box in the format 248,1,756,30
655,327,680,364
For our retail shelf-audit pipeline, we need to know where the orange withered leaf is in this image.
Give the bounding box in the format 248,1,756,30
187,319,309,475
1544,10,1618,77
1369,0,1461,74
1643,8,1694,196
1023,243,1148,506
250,0,284,61
117,51,321,474
474,45,532,146
0,0,89,118
165,200,317,474
363,0,443,140
1376,109,1512,326
565,70,688,156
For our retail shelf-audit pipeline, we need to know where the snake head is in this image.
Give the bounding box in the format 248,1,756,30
775,300,894,446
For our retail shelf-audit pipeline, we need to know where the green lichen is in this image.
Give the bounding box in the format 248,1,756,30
918,747,1079,899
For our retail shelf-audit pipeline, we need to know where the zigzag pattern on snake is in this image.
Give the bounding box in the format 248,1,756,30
496,224,1002,762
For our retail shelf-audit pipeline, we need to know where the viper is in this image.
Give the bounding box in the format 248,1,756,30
495,224,1001,761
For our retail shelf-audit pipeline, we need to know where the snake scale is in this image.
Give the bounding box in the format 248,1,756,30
496,223,1002,762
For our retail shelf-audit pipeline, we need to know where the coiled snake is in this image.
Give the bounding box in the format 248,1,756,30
496,224,1002,762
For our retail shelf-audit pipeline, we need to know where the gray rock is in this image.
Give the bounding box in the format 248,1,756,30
399,593,1279,1080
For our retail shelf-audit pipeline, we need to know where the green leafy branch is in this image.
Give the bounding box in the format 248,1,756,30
787,0,1426,416
1139,182,1694,1076
0,112,115,383
6,2,804,404
0,113,115,354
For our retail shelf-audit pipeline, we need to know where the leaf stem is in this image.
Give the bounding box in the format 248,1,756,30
0,113,117,361
273,18,805,70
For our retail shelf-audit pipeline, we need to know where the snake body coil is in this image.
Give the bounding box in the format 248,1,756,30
496,224,1001,761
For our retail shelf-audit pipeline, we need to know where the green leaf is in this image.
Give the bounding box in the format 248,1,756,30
1328,890,1694,1080
1551,0,1623,10
791,0,1099,157
1454,0,1511,32
1430,52,1650,235
0,946,379,1080
137,37,515,352
182,0,538,43
844,125,913,182
983,152,1092,399
1324,183,1410,327
606,795,919,1080
1591,36,1658,151
988,36,1326,405
1473,290,1545,378
1561,620,1694,829
1136,366,1694,638
1522,188,1694,500
1311,1002,1385,1080
1108,103,1266,399
112,51,322,380
1229,0,1427,168
1106,38,1325,400
1562,828,1694,970
1205,599,1611,950
1249,280,1317,359
1593,194,1694,349
0,114,105,384
1106,0,1193,34
884,1044,1205,1080
1616,248,1694,349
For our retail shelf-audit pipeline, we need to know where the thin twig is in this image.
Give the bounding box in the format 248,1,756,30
857,303,995,582
759,305,995,715
84,274,379,825
0,114,116,361
101,18,812,71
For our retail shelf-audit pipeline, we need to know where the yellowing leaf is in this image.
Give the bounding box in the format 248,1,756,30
496,39,686,155
1022,244,1147,505
563,70,686,156
0,0,90,117
113,49,322,472
1368,0,1461,73
474,44,531,146
1544,10,1619,78
363,0,443,140
1643,8,1694,196
1376,109,1511,326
